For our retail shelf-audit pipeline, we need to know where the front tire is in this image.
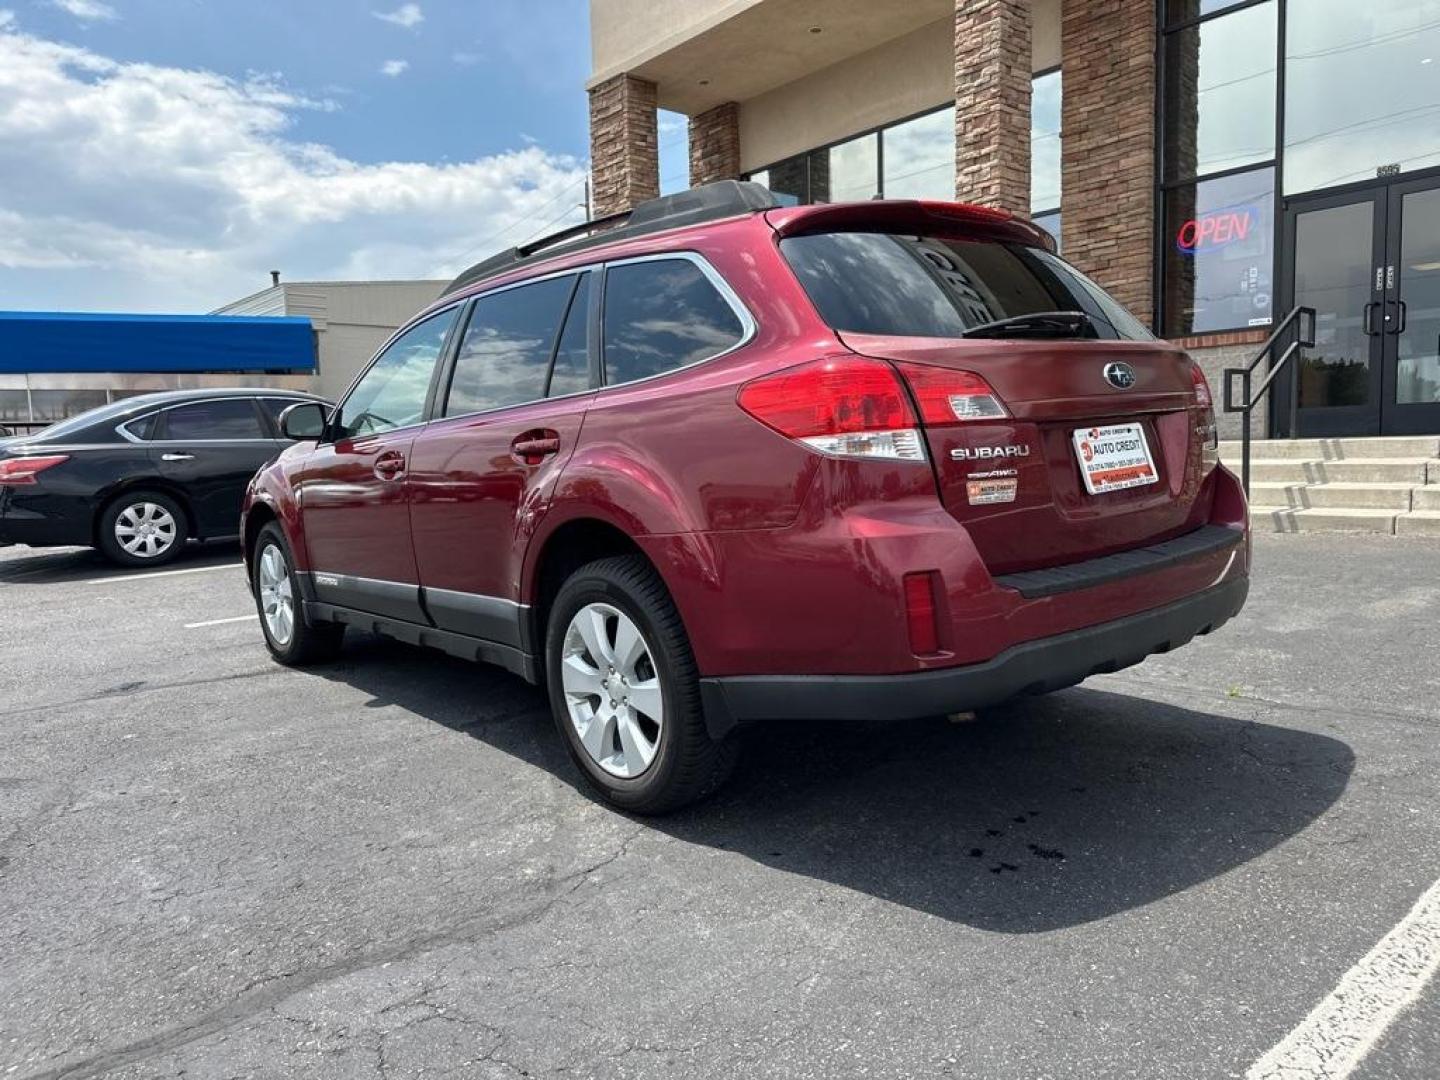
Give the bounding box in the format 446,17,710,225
545,555,738,814
252,522,344,665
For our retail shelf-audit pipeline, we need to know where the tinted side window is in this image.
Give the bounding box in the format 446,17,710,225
122,413,159,441
602,259,746,386
335,309,458,439
162,399,265,441
548,274,591,398
445,277,573,417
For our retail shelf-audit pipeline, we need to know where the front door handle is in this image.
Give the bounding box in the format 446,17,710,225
373,449,406,481
160,453,195,462
1391,299,1407,335
511,430,561,465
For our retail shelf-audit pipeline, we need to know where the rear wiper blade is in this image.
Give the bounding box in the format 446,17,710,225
961,310,1095,339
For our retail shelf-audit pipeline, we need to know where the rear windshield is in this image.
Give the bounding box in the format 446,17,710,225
780,232,1153,342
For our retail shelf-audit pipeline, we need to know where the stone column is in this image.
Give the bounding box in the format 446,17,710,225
588,73,660,217
689,102,742,188
1060,0,1157,325
954,0,1033,213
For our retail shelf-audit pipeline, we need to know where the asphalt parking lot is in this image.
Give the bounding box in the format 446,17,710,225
1,533,1438,1080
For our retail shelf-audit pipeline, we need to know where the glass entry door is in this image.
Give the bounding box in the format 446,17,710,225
1278,176,1440,436
1384,178,1440,434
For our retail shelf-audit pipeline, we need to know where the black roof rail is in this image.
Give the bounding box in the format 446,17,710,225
443,180,779,296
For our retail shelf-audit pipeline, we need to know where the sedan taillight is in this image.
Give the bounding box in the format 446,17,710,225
1191,364,1219,463
0,455,70,486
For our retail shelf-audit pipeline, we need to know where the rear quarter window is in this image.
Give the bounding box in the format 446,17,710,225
602,258,747,386
781,232,1153,341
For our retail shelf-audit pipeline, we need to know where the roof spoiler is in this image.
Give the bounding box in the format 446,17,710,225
765,200,1057,252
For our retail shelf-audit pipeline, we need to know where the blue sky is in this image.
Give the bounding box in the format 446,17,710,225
0,1,691,312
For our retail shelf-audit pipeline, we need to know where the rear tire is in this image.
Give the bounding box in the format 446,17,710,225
97,491,187,567
252,522,344,666
545,555,738,814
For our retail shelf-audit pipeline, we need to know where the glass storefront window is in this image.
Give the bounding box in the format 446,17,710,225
813,133,878,202
1163,1,1277,182
1163,166,1276,336
1033,211,1061,252
1284,0,1440,195
883,106,956,200
1165,0,1255,22
1031,71,1061,214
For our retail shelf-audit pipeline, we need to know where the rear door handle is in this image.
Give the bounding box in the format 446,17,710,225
160,453,195,462
511,430,561,465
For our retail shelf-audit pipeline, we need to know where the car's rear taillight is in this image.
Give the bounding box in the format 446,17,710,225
737,356,926,461
896,362,1008,424
0,455,69,486
1191,364,1219,461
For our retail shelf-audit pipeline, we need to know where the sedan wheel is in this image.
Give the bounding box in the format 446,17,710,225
114,501,179,560
256,542,295,647
561,602,664,779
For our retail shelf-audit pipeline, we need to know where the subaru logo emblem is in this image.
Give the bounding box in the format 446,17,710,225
1104,362,1137,390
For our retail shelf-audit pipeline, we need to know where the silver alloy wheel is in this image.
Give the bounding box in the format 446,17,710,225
257,542,295,647
561,602,664,779
114,501,178,559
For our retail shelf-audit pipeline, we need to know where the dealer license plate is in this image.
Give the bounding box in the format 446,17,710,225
1072,422,1159,495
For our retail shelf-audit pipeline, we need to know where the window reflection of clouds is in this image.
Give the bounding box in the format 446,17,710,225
446,277,574,416
603,262,745,385
1032,71,1062,212
338,310,456,437
883,107,956,200
1284,0,1440,193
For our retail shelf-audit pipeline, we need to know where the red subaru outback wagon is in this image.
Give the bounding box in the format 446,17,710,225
242,181,1249,813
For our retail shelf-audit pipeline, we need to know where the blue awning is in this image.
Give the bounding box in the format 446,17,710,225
0,311,316,374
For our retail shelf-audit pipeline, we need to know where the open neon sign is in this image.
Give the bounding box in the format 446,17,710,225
1176,204,1260,254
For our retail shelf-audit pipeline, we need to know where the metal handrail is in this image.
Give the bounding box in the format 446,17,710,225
1221,305,1317,495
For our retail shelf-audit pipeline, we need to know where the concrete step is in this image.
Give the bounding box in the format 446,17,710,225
1247,482,1415,511
1396,510,1440,537
1412,486,1440,511
1246,458,1433,485
1220,435,1440,461
1249,506,1398,534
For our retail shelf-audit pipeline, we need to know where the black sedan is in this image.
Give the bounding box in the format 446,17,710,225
0,388,328,567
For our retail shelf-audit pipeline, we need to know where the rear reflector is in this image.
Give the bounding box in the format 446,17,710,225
0,455,69,486
737,356,926,461
903,571,941,655
896,362,1008,424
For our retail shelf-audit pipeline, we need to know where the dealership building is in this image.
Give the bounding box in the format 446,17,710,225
586,0,1440,439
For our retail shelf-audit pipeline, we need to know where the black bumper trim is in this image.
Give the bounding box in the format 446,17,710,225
992,524,1243,599
699,576,1247,734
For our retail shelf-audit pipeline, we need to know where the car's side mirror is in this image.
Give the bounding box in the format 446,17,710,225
279,401,328,441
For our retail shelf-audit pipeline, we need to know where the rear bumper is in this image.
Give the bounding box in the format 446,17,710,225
700,575,1247,731
0,489,92,548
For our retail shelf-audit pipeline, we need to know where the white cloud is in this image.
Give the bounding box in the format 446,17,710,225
372,3,423,30
51,0,118,21
0,19,587,311
378,58,408,77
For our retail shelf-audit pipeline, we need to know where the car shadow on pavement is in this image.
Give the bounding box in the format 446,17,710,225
0,541,241,584
319,638,1354,934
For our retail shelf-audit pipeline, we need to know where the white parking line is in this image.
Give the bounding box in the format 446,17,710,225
183,614,257,629
83,563,242,585
1248,876,1440,1080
